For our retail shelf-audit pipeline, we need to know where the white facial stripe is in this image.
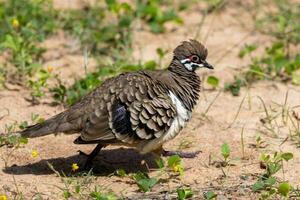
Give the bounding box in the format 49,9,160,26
180,58,190,64
184,63,193,71
180,58,203,71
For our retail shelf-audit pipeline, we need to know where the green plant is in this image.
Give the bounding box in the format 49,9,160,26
89,187,117,200
0,0,57,78
203,191,217,200
60,1,133,57
220,143,230,164
177,187,193,200
46,162,117,199
167,155,184,176
224,76,246,96
226,41,300,96
252,151,294,199
132,172,158,192
136,0,183,33
206,75,219,89
0,113,44,148
28,68,54,103
255,0,300,45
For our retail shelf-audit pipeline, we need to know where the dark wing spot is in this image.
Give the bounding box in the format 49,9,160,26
112,102,133,135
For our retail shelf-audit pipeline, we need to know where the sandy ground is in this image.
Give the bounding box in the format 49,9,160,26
1,1,300,199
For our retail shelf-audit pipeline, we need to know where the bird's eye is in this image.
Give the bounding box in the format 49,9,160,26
190,55,200,63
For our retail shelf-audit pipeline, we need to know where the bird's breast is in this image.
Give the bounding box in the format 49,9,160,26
162,91,192,142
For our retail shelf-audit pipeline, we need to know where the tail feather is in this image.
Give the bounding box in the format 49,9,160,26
20,112,78,138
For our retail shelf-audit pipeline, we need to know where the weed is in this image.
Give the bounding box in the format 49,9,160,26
220,143,230,164
252,151,294,199
132,172,158,193
115,168,127,177
255,0,300,45
206,75,219,89
210,143,232,168
60,1,133,57
177,187,193,200
203,191,217,200
249,135,267,149
224,76,246,96
131,155,185,193
28,68,54,103
225,1,300,96
46,162,117,199
136,0,183,33
167,155,184,176
0,0,57,79
0,113,44,167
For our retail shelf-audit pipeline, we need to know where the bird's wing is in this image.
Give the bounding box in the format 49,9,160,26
80,72,177,144
110,95,177,144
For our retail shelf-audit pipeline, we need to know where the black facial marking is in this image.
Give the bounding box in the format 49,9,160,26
112,102,133,135
191,63,199,69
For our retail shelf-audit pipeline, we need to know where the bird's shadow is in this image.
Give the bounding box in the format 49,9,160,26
3,148,158,176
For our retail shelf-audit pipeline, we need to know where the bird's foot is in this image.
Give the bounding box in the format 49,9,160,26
162,150,201,158
77,144,104,171
77,150,94,170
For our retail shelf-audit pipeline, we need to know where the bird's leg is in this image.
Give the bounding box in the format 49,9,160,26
79,144,104,170
162,148,201,158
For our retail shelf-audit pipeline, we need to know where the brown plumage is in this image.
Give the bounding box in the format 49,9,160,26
21,39,213,167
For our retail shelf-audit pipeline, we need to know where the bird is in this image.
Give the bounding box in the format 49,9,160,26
20,39,213,169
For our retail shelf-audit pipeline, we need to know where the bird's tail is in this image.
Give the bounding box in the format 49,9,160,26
20,112,77,138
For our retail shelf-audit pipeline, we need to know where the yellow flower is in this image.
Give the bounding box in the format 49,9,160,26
31,150,39,158
72,163,79,172
12,18,19,28
0,195,7,200
47,66,54,73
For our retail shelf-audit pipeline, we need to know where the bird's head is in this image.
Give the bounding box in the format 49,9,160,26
172,39,213,72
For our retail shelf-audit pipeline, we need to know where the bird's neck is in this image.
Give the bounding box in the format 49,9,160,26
167,59,201,111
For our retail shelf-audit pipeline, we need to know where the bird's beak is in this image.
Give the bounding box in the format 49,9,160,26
203,60,214,69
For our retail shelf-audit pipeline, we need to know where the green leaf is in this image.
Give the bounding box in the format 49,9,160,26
239,44,257,58
265,177,276,186
252,180,266,192
167,155,181,168
156,48,167,58
221,143,230,160
207,76,219,88
19,137,28,145
268,163,281,176
155,158,164,169
63,190,71,199
278,182,292,197
133,172,158,192
136,178,158,192
143,60,157,70
204,191,217,200
115,169,126,177
149,21,164,33
177,187,193,200
292,73,300,85
281,152,293,161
